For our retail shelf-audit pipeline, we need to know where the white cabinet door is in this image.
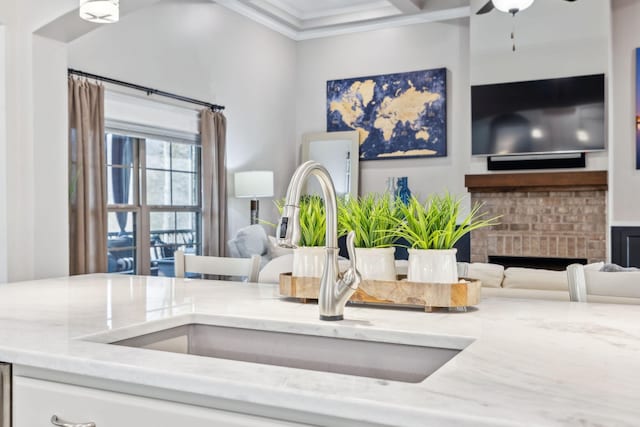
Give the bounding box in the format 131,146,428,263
13,376,306,427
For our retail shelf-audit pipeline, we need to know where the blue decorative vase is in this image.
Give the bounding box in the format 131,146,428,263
396,177,412,205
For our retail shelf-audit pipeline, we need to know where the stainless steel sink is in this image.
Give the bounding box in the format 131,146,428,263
111,323,470,383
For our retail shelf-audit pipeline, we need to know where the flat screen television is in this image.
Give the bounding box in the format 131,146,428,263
471,74,606,156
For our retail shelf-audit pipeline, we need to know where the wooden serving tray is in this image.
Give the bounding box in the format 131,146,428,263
279,273,481,312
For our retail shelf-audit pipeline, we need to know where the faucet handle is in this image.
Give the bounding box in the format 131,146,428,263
345,231,357,266
343,231,361,289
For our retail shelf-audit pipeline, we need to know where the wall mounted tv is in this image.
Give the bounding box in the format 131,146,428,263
471,74,605,157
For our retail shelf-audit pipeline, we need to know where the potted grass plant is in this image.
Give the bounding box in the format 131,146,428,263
270,196,327,277
338,194,401,281
291,195,327,278
392,193,500,283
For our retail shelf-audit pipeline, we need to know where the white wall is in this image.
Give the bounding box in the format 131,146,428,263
0,0,74,282
295,1,611,202
296,20,471,202
68,2,298,236
33,35,69,279
610,0,640,224
0,26,7,283
4,3,36,282
470,0,610,84
468,0,611,174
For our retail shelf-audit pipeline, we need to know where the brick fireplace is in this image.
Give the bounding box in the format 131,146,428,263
465,171,607,265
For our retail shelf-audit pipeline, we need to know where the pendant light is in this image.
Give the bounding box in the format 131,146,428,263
492,0,535,15
79,0,119,23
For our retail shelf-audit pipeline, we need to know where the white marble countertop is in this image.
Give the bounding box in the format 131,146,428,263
0,274,638,426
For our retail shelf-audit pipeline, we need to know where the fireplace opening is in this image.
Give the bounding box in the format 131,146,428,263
488,255,587,271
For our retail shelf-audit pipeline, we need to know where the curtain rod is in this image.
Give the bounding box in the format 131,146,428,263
68,68,225,112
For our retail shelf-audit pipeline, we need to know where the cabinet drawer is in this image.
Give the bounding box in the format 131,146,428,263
14,376,305,427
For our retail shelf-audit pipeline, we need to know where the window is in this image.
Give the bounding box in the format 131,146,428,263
106,131,202,276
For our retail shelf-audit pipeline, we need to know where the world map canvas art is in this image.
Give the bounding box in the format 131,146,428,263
327,68,446,160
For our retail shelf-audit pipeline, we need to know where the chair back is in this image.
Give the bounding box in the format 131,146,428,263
566,264,588,302
174,250,260,282
567,263,640,303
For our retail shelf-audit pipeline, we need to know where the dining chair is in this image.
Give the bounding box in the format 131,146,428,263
567,263,640,303
174,250,260,282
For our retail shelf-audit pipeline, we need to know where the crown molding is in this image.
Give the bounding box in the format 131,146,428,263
215,0,471,41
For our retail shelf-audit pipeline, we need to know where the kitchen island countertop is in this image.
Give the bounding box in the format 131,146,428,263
0,273,637,426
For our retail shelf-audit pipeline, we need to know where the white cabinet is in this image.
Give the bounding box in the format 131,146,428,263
13,376,306,427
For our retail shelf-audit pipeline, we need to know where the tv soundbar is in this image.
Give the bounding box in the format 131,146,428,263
487,152,586,171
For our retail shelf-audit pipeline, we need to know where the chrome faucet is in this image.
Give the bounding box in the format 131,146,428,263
277,161,361,321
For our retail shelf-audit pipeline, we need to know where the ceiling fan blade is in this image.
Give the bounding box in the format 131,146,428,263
476,0,495,15
563,0,577,2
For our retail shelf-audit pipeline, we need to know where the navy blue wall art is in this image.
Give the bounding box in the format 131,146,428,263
327,68,447,160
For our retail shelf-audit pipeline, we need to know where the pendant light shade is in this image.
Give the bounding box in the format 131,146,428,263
492,0,535,14
79,0,119,23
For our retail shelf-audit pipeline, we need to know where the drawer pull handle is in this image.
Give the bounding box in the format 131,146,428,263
50,415,96,427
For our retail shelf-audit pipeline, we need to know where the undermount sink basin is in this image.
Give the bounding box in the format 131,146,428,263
110,322,472,383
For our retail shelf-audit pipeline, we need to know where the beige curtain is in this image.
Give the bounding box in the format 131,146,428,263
201,109,228,257
68,77,108,275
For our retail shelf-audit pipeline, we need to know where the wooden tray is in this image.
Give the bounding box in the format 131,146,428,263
279,273,481,312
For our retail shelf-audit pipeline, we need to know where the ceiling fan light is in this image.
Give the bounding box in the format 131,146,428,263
79,0,119,23
492,0,535,14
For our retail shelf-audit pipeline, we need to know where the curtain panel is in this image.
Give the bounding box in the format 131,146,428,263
68,77,108,275
201,109,228,257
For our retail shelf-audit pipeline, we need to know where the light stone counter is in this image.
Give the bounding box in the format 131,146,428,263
0,273,638,426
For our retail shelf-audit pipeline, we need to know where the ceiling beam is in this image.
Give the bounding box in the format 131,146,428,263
242,0,303,29
303,5,402,30
387,0,425,13
297,6,470,41
214,0,470,41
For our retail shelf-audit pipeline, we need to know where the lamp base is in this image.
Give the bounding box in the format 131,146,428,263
250,199,259,225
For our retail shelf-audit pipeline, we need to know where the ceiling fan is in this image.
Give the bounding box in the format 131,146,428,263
476,0,577,16
476,0,578,51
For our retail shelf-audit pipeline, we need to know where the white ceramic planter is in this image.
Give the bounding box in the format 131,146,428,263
354,247,397,281
292,246,326,278
407,248,458,283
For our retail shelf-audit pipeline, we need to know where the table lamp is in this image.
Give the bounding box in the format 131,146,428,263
234,171,274,225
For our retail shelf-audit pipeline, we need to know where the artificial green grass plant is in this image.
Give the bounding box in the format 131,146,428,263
298,195,326,247
337,194,401,248
268,196,326,247
392,193,500,250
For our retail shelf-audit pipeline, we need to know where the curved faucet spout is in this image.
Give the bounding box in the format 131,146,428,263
277,161,361,321
277,161,338,251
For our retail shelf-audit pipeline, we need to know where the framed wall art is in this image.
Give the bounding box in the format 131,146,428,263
636,47,640,169
327,68,446,160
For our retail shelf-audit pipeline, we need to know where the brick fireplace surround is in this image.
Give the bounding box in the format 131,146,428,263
465,171,608,265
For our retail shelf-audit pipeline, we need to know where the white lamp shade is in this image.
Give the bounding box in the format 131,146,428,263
80,0,119,23
492,0,535,13
235,171,274,198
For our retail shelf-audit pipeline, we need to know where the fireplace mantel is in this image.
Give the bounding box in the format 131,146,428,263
465,171,607,193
